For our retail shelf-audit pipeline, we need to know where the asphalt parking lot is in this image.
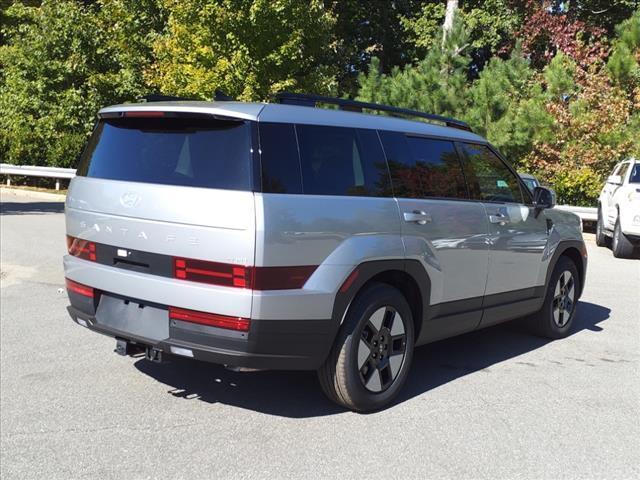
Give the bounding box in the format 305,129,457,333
1,190,639,479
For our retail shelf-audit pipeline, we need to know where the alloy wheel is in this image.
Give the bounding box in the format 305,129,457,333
357,306,407,392
552,271,575,328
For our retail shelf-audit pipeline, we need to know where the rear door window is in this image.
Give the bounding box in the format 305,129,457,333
295,125,392,196
77,117,253,190
379,131,468,199
459,143,524,204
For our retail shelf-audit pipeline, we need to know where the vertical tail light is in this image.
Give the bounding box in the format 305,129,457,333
67,236,97,261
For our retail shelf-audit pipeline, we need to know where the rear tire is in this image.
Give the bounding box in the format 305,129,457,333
612,218,634,258
318,283,414,412
595,207,608,247
530,257,580,339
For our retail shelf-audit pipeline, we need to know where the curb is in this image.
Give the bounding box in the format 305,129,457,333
0,187,66,201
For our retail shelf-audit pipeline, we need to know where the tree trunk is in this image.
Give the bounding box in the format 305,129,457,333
442,0,458,44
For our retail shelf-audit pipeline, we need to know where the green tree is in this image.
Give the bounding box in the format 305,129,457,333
607,10,640,86
465,45,554,163
148,0,338,101
401,0,527,69
0,0,160,167
357,18,471,119
328,0,424,95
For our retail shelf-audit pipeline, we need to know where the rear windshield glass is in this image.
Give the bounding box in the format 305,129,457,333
77,117,253,190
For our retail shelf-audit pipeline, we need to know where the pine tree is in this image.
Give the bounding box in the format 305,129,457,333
357,18,471,120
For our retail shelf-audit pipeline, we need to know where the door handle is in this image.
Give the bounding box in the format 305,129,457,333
403,210,431,225
488,213,509,225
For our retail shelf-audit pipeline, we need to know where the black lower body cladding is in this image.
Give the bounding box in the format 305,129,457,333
67,291,336,371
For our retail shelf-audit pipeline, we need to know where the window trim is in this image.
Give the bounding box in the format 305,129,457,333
617,161,631,183
456,140,534,206
294,123,393,198
377,130,472,202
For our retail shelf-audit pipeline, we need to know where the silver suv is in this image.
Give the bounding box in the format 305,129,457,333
64,93,587,411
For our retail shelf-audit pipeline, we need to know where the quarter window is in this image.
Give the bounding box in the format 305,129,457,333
379,131,467,199
259,123,303,194
459,143,524,204
296,125,391,197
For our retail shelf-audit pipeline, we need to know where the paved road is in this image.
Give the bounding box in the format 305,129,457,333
1,191,639,479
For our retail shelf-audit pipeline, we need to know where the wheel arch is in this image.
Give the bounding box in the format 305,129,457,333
330,259,430,344
546,241,587,299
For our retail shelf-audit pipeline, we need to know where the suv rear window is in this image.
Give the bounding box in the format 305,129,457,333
77,117,253,191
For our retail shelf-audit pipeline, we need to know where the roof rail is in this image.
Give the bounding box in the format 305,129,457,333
275,92,472,132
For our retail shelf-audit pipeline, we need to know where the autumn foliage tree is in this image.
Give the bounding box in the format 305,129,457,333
0,0,638,205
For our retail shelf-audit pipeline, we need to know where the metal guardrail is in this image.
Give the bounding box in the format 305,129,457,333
555,205,597,222
1,163,76,190
0,163,600,224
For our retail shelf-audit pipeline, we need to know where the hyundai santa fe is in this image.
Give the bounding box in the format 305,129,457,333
64,93,587,411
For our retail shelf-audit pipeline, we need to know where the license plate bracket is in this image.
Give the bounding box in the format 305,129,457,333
95,295,169,342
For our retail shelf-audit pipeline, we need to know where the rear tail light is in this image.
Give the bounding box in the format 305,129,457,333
169,306,250,332
173,258,316,290
67,236,97,261
65,278,94,298
173,258,250,288
252,265,317,290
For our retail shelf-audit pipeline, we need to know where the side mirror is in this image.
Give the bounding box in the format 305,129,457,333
607,174,622,185
533,186,556,210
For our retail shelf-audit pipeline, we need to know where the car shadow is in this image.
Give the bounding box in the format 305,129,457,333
134,301,610,417
0,201,65,215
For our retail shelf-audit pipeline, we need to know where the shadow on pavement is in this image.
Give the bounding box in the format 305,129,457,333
0,201,64,215
135,301,610,418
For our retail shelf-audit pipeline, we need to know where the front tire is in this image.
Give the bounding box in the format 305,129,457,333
531,257,580,339
612,218,634,258
318,283,414,412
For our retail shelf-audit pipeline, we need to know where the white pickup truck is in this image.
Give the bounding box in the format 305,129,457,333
596,158,640,258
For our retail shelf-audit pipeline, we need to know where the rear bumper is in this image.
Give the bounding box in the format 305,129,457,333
66,296,336,371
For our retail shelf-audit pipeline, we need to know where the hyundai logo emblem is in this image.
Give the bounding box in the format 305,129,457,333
120,191,141,208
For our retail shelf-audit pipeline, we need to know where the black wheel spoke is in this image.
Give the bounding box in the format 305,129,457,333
358,305,408,393
382,308,395,330
378,361,393,390
390,334,406,356
361,321,376,348
360,357,376,383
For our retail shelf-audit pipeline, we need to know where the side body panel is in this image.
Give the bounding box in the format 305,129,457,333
615,162,640,237
601,162,624,230
252,193,405,321
398,199,490,304
398,198,490,344
482,203,549,296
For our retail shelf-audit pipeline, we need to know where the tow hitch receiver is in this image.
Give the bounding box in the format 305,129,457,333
115,339,145,357
145,347,163,363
